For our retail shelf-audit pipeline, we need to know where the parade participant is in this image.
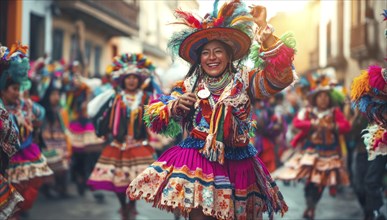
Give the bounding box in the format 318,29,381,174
351,65,387,220
0,43,53,218
350,11,387,219
274,75,351,220
252,99,283,172
63,61,105,198
87,53,157,220
127,0,296,219
0,105,23,219
38,62,72,198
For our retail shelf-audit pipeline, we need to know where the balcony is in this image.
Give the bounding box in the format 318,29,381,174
350,22,378,60
54,0,139,37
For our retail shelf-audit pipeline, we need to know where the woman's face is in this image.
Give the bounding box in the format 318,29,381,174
124,74,140,92
315,91,331,110
200,41,230,77
1,84,20,105
49,90,60,106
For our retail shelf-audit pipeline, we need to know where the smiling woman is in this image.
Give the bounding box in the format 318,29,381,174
127,0,297,219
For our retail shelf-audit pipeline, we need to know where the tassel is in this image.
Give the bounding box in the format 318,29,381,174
263,45,295,76
350,70,370,101
199,104,226,164
200,134,225,164
113,99,121,136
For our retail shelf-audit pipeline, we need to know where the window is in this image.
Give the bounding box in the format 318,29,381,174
29,13,45,60
52,29,64,61
94,46,101,77
70,34,80,63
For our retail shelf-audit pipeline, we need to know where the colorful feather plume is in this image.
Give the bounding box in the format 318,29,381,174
350,70,370,101
173,9,202,29
0,42,31,91
167,0,254,60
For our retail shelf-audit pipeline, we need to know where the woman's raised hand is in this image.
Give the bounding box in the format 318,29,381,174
176,93,197,112
250,5,267,28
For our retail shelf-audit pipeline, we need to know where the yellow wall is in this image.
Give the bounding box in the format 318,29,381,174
269,1,320,74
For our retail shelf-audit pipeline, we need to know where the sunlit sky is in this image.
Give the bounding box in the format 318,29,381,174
198,0,310,19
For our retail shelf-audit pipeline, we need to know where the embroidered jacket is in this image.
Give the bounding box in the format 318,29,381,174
3,98,45,149
291,107,351,148
89,89,150,147
145,39,295,164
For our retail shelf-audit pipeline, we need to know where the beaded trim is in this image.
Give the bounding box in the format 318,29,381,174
204,71,232,94
178,137,257,160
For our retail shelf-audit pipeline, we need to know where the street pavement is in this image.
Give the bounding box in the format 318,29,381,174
26,181,385,220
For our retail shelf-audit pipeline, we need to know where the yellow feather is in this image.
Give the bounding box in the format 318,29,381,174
230,16,253,25
350,70,370,101
217,2,227,18
147,102,164,114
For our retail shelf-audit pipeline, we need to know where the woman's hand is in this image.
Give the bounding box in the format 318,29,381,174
250,5,267,28
176,93,196,112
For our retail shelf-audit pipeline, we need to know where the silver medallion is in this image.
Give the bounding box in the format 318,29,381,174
197,88,211,99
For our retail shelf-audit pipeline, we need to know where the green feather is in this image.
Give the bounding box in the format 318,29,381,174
280,32,297,51
212,0,219,18
162,119,182,138
249,43,265,69
330,88,346,106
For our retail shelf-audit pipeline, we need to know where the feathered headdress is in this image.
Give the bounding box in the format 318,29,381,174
351,66,387,126
350,11,387,127
107,53,156,89
0,42,31,91
168,0,254,64
306,73,345,106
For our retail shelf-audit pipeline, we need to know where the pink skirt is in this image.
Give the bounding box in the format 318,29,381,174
127,146,287,220
68,122,105,152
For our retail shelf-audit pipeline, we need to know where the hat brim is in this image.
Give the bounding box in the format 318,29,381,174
179,27,251,64
307,87,332,105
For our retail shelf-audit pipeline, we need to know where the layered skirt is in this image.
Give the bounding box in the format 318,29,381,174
87,141,156,193
7,143,53,211
127,145,287,220
273,147,349,187
42,138,69,172
0,175,24,219
68,122,105,153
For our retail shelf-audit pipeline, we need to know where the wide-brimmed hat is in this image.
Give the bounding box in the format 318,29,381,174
306,74,341,106
179,27,251,64
168,0,254,64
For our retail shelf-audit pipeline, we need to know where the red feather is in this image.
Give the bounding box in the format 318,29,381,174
174,9,202,29
213,17,224,27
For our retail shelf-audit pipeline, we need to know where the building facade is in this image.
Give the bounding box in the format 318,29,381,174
270,0,386,89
